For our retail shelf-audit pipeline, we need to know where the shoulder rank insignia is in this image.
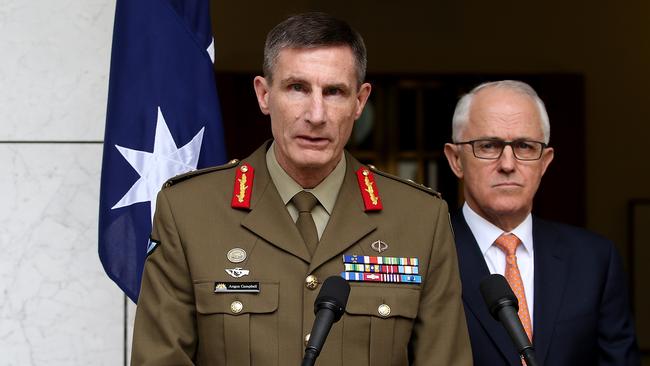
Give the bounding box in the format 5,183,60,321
356,167,383,211
231,163,254,209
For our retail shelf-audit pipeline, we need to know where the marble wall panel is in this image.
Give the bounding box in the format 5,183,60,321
0,144,123,366
0,0,114,141
126,300,136,364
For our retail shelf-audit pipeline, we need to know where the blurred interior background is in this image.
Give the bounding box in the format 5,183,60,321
0,0,648,364
211,4,650,363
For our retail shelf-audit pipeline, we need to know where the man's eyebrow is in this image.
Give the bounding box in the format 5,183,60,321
279,77,352,91
279,76,307,86
324,83,351,91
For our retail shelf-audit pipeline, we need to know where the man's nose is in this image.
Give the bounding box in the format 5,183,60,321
305,94,326,125
498,145,517,172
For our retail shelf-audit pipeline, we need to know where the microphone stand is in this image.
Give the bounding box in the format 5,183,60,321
521,348,538,366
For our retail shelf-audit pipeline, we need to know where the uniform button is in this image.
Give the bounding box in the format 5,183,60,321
305,275,319,290
231,301,243,314
304,333,311,346
378,304,391,317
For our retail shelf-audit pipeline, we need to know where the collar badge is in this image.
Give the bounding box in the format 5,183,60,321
371,240,389,253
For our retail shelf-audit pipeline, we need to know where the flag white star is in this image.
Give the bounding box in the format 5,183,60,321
112,106,205,222
207,38,215,63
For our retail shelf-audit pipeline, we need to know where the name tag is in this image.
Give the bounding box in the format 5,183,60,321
214,282,260,293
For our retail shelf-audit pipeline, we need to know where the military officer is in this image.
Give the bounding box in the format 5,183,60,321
131,12,472,365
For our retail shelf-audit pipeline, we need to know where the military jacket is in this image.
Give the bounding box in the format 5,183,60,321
131,142,472,365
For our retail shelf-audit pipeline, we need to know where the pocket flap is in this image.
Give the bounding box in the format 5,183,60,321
345,285,420,319
194,281,279,315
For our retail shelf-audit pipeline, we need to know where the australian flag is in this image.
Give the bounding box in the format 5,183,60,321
99,0,226,302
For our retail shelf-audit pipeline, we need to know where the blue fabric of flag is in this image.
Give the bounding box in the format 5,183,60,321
99,0,226,302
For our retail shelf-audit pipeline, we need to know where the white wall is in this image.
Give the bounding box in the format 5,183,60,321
0,1,124,365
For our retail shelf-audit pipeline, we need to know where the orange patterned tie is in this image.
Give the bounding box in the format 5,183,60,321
494,233,533,343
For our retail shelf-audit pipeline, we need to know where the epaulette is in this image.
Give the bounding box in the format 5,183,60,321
162,159,240,188
366,164,442,199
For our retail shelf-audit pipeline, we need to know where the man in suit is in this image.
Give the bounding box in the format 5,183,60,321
443,80,640,365
131,12,472,365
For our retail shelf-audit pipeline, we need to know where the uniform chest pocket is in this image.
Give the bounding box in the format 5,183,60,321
195,281,278,315
193,281,279,366
342,285,420,366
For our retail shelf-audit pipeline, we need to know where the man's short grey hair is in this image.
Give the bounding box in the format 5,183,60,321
262,12,367,87
451,80,551,144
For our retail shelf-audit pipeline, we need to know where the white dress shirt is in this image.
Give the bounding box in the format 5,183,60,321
462,203,535,325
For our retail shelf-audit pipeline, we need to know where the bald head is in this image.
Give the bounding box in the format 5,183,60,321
452,80,550,144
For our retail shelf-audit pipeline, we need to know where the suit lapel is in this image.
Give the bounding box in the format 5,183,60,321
451,212,520,366
308,154,376,273
240,143,311,263
532,217,569,366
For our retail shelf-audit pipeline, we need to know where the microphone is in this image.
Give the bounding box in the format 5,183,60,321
480,274,539,366
301,275,350,366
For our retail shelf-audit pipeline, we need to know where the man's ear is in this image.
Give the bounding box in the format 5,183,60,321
444,143,464,179
253,76,271,115
354,82,372,119
540,146,554,176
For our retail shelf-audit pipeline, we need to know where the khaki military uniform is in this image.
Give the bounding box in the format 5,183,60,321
132,142,472,365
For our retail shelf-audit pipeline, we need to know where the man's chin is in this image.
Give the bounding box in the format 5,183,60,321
290,151,336,168
294,159,331,171
492,185,523,194
294,137,331,150
488,203,531,219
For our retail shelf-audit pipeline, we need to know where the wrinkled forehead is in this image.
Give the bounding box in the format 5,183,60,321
273,46,358,84
465,89,544,140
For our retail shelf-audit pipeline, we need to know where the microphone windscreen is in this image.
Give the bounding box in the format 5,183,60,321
316,276,351,309
480,274,518,318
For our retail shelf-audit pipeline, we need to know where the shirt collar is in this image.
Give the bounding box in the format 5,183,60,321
265,141,345,215
462,202,534,255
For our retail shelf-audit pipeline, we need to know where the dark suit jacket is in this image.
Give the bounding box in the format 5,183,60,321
451,210,640,366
